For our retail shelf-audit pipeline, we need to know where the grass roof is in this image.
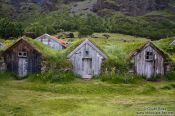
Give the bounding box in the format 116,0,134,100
0,33,175,65
0,37,66,62
65,33,175,64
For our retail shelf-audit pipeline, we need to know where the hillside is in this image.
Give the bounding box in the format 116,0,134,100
0,0,175,39
1,0,175,17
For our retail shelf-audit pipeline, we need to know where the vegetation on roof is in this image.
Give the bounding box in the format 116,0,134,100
1,33,175,74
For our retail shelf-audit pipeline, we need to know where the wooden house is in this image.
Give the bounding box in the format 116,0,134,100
130,42,168,79
36,34,67,50
68,39,107,79
2,39,42,79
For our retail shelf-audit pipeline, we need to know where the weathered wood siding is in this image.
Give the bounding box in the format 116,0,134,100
132,45,165,78
3,40,42,78
0,43,4,49
0,57,6,71
36,34,64,50
69,42,105,78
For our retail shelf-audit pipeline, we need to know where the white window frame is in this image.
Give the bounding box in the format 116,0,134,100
18,52,28,58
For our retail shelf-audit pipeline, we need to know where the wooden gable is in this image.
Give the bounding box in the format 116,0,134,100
3,39,41,55
130,42,167,60
130,42,169,78
68,39,107,59
36,34,67,48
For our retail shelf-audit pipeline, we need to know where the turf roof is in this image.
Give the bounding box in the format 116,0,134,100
0,37,62,60
0,35,174,64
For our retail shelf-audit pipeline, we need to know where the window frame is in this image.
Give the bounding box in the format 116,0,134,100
18,52,28,58
145,51,154,62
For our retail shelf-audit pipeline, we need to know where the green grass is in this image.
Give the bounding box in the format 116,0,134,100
0,75,175,116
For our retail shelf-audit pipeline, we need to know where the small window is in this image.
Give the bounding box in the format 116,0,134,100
145,51,154,61
18,52,27,57
23,52,27,57
85,50,89,55
18,52,22,56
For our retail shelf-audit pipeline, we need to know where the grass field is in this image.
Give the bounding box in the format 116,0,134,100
0,76,175,116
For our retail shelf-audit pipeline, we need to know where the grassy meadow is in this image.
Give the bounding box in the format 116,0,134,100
0,74,175,116
0,33,175,115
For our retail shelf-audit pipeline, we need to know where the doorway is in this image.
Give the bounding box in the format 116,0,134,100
18,52,28,78
82,58,92,76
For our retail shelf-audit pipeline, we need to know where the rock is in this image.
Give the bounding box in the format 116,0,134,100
103,34,110,39
66,33,75,38
93,0,170,16
24,32,37,39
91,34,99,38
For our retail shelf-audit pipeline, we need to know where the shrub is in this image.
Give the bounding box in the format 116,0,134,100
78,26,93,37
165,72,175,81
101,59,128,74
146,75,163,81
50,72,76,83
28,71,76,83
0,72,14,81
170,84,175,88
0,18,24,39
161,85,172,90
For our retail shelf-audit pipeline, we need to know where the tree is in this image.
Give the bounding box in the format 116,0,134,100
0,18,24,39
78,26,93,37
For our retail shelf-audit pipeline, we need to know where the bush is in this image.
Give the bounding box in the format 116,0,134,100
171,84,175,88
165,72,175,81
0,72,14,81
146,75,163,81
50,72,76,83
0,18,24,39
161,85,172,90
101,59,128,74
78,26,93,37
28,71,76,83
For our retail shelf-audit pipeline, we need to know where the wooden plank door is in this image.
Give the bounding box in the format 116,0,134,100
18,58,28,78
145,61,155,78
82,58,92,76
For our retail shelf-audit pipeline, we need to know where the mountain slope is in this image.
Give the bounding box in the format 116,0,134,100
93,0,170,16
0,0,175,39
0,0,175,18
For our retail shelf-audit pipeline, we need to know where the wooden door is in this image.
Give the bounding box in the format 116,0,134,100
145,61,155,78
82,58,92,76
18,58,28,78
